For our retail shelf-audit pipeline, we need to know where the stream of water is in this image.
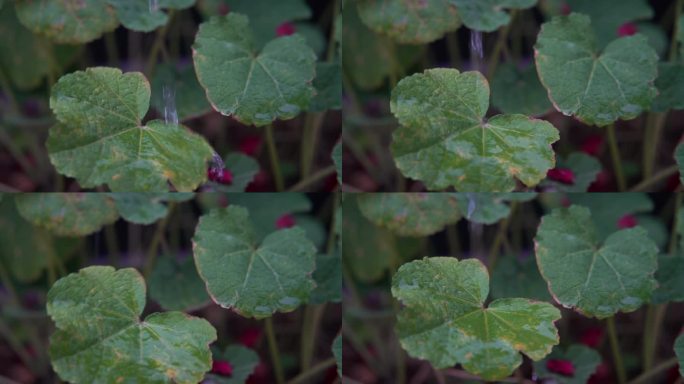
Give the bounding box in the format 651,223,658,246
469,30,484,73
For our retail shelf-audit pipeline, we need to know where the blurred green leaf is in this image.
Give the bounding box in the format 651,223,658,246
148,256,210,311
533,344,601,384
151,63,211,121
447,0,537,32
491,63,551,116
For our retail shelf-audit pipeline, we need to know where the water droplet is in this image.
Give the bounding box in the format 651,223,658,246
279,297,300,306
466,193,477,219
162,84,178,125
469,30,484,73
149,0,159,13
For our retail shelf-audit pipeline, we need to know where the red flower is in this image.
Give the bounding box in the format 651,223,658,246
560,3,571,15
276,213,296,229
207,168,234,185
580,134,603,156
547,359,575,376
617,214,638,229
218,3,229,16
580,326,604,348
547,168,575,185
239,327,262,348
276,22,296,37
588,362,610,384
212,360,233,376
588,170,610,192
617,22,638,37
239,135,262,156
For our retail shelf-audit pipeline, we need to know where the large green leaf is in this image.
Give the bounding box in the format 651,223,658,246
227,193,314,241
15,193,119,236
310,251,342,304
342,3,423,90
310,62,342,112
393,257,560,380
192,206,316,318
356,0,460,43
391,68,559,191
533,344,601,384
151,63,211,121
106,0,194,32
491,255,551,301
541,152,601,192
568,193,653,241
651,254,684,304
566,0,653,49
47,67,215,192
357,193,460,236
15,0,118,43
447,0,537,32
491,63,551,116
652,63,684,112
535,205,658,318
342,195,396,282
535,13,658,126
47,266,217,383
676,334,684,377
148,256,210,311
192,13,316,126
110,193,191,225
207,345,260,384
454,193,535,224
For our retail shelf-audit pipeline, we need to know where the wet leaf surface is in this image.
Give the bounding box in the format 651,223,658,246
151,63,211,121
393,257,560,380
491,256,551,301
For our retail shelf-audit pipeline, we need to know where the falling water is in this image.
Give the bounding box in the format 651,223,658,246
208,152,225,175
162,85,178,125
469,30,484,73
465,193,484,258
149,0,159,13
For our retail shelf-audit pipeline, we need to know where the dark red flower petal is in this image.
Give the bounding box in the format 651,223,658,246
239,327,262,348
617,22,638,37
275,213,296,229
212,360,233,376
218,3,230,16
588,170,610,192
207,167,221,182
239,135,262,156
547,359,575,377
220,169,234,185
561,3,571,15
276,22,296,37
617,214,638,229
547,168,575,185
580,326,604,348
581,134,603,156
588,362,610,384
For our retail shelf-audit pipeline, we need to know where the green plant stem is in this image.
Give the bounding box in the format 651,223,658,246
0,263,19,305
265,124,285,191
145,11,175,76
606,123,626,191
628,356,678,384
487,10,517,80
669,0,684,61
0,129,39,184
104,224,120,267
265,317,285,384
0,68,19,112
642,304,668,372
288,357,336,384
142,204,175,278
488,202,517,270
300,112,326,178
288,165,336,192
300,304,326,371
104,32,119,66
325,0,340,62
629,164,679,192
607,316,627,384
642,112,668,180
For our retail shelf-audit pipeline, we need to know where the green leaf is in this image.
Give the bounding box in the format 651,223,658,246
491,63,551,116
218,0,311,48
652,63,684,112
310,251,342,304
332,140,342,185
15,193,119,236
533,344,601,384
491,256,551,301
651,254,684,304
227,193,313,240
333,333,342,378
534,13,658,126
676,334,684,377
208,153,259,192
15,0,118,43
454,193,535,224
47,67,215,192
310,61,342,112
534,205,658,318
148,256,210,311
207,345,260,384
391,68,559,191
568,193,653,241
447,0,537,32
541,152,601,192
393,257,560,380
342,195,396,282
192,13,316,127
356,193,460,236
356,0,460,43
342,4,424,90
192,206,316,318
566,0,653,49
47,266,217,383
151,63,211,121
110,193,191,225
106,0,195,32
